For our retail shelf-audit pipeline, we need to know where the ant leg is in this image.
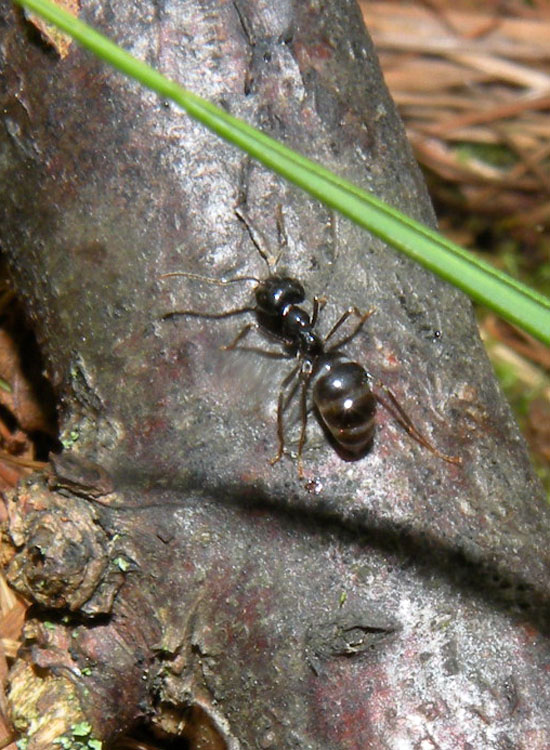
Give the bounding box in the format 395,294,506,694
376,385,462,465
296,369,313,478
221,322,257,350
325,306,375,349
311,296,327,328
270,363,301,467
273,204,288,269
235,207,277,273
282,373,301,412
222,324,290,358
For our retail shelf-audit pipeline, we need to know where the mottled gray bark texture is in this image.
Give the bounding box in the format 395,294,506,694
1,1,549,748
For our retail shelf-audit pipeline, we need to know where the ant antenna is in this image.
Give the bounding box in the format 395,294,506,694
159,271,260,286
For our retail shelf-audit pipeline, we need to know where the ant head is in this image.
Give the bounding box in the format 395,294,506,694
255,276,306,315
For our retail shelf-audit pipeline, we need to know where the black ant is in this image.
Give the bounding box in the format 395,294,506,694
161,209,461,476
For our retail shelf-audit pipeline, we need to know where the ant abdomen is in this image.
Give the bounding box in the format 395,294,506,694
312,353,376,456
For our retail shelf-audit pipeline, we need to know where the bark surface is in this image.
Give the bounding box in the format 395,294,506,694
1,1,549,748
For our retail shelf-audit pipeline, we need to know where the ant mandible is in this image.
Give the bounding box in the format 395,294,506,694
162,207,461,476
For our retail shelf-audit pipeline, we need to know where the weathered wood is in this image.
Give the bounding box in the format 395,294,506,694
1,0,549,747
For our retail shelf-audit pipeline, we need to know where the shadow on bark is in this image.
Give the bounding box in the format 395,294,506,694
1,0,549,748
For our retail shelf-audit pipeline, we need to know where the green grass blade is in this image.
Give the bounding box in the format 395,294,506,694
13,0,550,344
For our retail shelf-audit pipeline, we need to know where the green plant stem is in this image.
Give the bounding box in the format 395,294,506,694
12,0,550,344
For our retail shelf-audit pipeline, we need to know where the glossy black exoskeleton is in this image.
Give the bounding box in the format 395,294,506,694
254,275,321,355
311,353,377,456
162,211,461,475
